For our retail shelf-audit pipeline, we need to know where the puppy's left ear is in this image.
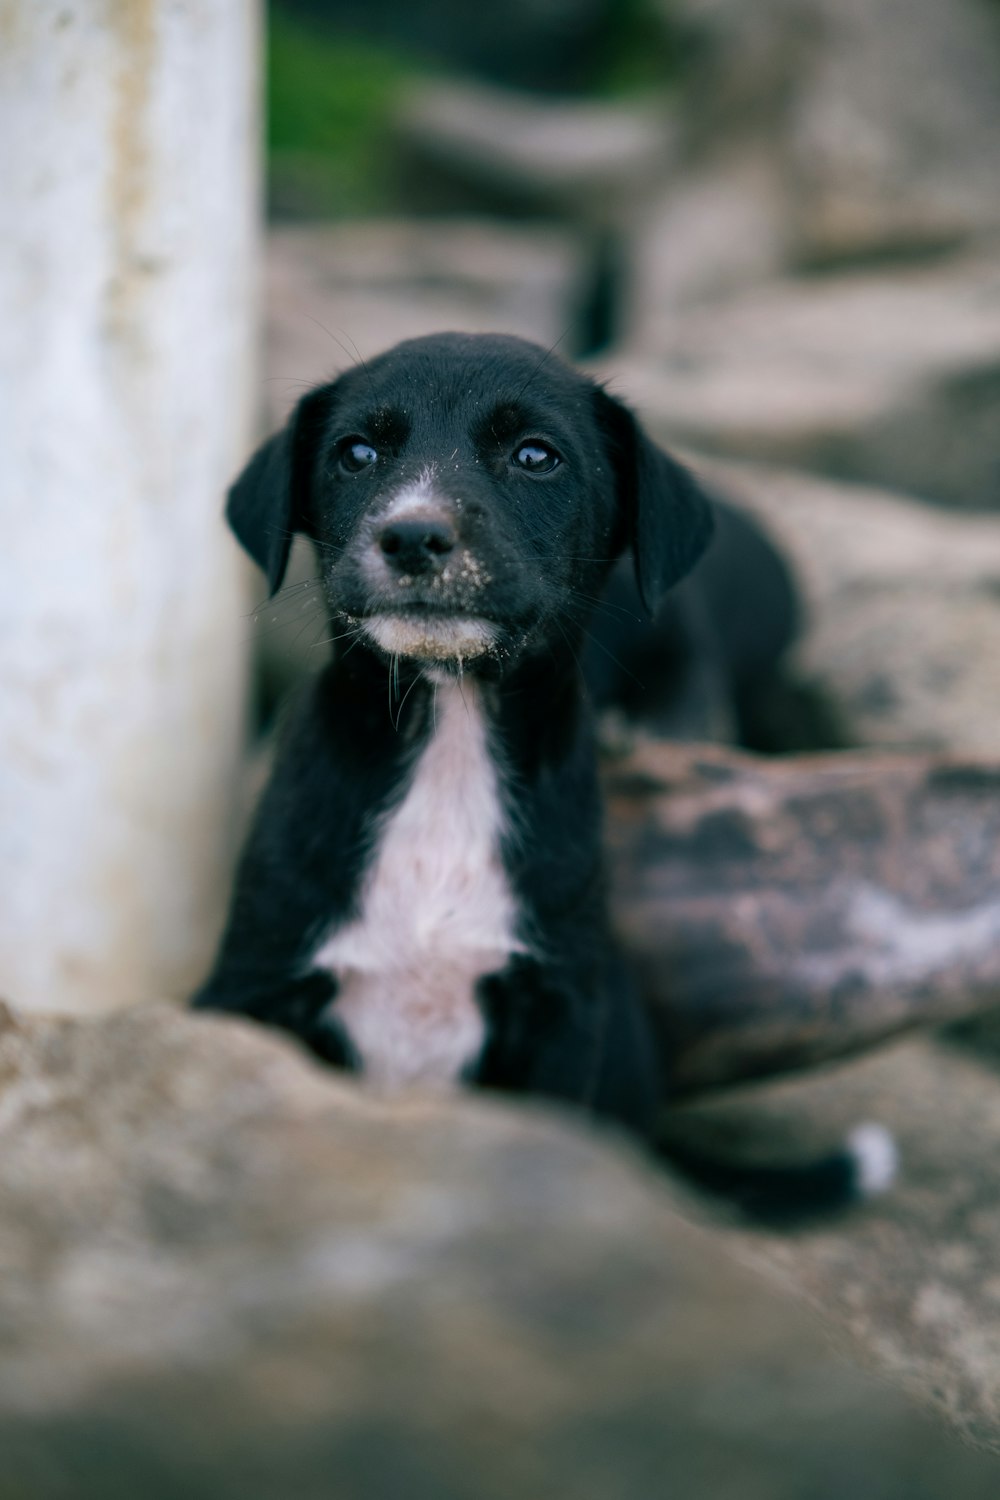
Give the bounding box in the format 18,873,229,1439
595,388,714,616
226,385,332,596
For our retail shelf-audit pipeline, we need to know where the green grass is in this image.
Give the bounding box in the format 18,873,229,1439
266,7,418,217
264,1,680,217
596,0,684,97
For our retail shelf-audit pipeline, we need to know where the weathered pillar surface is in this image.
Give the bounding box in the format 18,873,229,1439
0,2,260,1012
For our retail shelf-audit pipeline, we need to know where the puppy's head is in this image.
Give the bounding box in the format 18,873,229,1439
228,333,712,668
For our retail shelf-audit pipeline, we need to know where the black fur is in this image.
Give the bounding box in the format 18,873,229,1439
194,332,716,1137
192,332,895,1214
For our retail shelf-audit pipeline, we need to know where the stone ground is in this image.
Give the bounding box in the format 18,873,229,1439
678,1038,1000,1455
1,1004,998,1499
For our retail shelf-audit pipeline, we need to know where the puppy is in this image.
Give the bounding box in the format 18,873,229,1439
193,332,711,1137
193,332,895,1209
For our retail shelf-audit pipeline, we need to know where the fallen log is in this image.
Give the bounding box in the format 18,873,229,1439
603,742,1000,1097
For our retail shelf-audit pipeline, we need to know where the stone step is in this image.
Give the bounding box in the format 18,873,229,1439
685,454,1000,754
594,254,1000,509
682,1034,1000,1458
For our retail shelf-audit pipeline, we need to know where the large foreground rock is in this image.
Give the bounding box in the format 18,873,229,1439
0,1002,994,1497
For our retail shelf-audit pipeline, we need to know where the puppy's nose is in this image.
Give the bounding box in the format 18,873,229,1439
377,517,457,575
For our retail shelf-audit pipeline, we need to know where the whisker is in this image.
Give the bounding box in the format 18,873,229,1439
262,376,325,391
333,325,372,385
568,614,647,691
249,576,321,609
392,668,421,731
553,616,582,672
560,585,644,624
309,621,366,649
456,658,472,718
513,325,573,402
301,313,361,374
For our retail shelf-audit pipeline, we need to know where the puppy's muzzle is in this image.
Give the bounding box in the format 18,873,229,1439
358,502,498,662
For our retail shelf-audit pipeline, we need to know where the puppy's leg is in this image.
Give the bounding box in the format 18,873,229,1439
589,963,663,1137
474,964,895,1218
475,959,661,1138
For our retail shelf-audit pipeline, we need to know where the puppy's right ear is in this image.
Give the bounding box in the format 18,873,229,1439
226,386,332,596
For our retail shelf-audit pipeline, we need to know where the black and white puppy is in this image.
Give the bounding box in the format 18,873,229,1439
193,331,713,1138
193,331,896,1209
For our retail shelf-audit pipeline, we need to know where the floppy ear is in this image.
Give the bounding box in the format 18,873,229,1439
226,386,332,596
594,388,714,616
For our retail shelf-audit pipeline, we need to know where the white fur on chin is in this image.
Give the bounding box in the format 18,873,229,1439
363,612,496,661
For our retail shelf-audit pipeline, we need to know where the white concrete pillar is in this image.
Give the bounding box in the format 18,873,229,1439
0,2,261,1013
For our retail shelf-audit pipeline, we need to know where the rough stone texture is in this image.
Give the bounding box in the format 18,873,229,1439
678,457,1000,754
682,1036,1000,1457
0,1001,995,1497
665,0,1000,265
0,1,259,1015
628,147,791,317
603,742,1000,1096
601,254,1000,508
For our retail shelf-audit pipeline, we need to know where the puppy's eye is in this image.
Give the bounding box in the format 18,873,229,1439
512,441,561,475
339,438,378,473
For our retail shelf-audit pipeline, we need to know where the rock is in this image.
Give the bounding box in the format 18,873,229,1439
628,148,791,317
665,0,1000,264
680,457,1000,754
680,1035,1000,1457
600,254,1000,508
0,1001,995,1496
602,742,1000,1096
393,81,671,222
391,82,673,349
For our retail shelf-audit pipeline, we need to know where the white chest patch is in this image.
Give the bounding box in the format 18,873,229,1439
311,679,523,1089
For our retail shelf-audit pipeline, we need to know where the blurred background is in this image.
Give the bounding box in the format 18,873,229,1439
3,1,1000,1493
256,0,1000,742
